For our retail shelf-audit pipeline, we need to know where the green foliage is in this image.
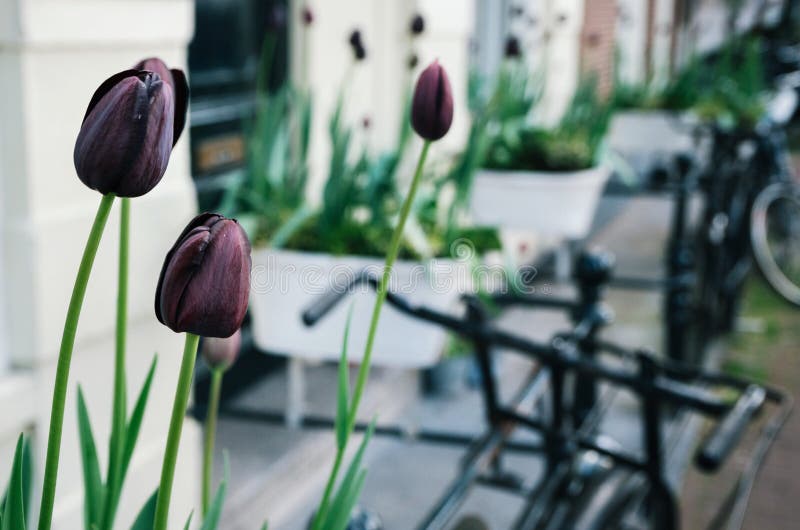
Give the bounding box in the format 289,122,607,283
219,84,313,245
692,36,767,130
311,319,377,530
321,423,374,530
281,91,422,258
484,76,612,172
76,356,158,530
198,454,229,530
130,490,157,530
612,56,703,112
1,435,31,530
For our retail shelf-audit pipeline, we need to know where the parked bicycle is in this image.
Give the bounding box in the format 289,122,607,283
296,252,791,530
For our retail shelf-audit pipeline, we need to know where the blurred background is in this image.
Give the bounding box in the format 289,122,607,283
1,0,799,529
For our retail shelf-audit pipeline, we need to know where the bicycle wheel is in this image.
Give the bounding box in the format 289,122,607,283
751,182,800,306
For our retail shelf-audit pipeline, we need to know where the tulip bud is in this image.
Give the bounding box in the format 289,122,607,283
202,329,241,371
410,14,425,35
302,5,314,26
349,30,367,61
74,65,188,197
155,213,251,338
411,61,454,141
132,57,189,146
505,36,522,58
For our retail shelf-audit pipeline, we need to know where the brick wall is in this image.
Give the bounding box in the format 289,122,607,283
580,0,618,96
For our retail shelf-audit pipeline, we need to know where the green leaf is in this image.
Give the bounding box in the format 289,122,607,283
322,421,375,530
77,387,105,530
121,356,158,482
1,434,28,530
129,489,157,530
182,512,193,530
335,307,354,450
199,453,229,530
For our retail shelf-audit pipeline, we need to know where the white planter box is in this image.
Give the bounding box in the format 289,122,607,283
249,249,470,368
469,165,611,238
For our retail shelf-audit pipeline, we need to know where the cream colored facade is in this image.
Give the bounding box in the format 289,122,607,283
0,1,201,528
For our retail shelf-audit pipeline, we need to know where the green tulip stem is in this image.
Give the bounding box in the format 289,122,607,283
312,141,431,528
154,332,200,530
38,193,116,530
202,367,224,515
102,196,130,530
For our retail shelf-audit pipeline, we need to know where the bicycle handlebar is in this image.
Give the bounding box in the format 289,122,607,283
302,270,375,327
302,269,787,470
695,385,767,472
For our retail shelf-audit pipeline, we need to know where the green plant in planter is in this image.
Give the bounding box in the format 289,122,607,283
692,36,767,131
612,54,704,112
219,83,313,246
484,76,612,172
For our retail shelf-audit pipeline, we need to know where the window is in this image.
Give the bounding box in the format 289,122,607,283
188,0,290,210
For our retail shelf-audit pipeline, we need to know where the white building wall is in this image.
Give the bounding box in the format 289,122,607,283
616,0,649,84
295,0,476,203
0,1,202,528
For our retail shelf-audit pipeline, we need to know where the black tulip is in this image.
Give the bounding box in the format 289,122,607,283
133,57,189,145
411,61,454,142
74,66,188,197
410,14,425,35
505,36,522,58
349,29,367,61
155,213,252,338
302,5,314,26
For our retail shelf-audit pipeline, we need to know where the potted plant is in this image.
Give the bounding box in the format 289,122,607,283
248,98,501,366
469,75,614,238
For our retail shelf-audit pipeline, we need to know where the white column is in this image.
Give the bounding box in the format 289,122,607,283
0,1,202,527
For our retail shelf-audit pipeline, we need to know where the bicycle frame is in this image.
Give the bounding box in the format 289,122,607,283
299,259,789,530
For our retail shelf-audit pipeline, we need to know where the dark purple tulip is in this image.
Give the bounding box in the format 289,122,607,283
155,213,251,338
505,36,522,58
74,68,184,197
302,5,314,26
411,61,454,142
202,329,242,370
349,30,367,61
410,14,425,35
132,57,190,145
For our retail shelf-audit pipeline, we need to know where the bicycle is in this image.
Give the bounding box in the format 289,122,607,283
299,251,791,530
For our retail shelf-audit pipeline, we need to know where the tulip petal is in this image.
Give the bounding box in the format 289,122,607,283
81,69,141,123
170,69,190,145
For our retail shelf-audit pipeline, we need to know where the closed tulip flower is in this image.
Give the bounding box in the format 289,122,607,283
410,14,425,35
411,60,454,141
202,329,241,371
74,66,188,197
155,213,251,338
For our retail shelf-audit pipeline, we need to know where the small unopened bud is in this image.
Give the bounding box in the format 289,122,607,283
505,36,522,58
202,329,241,371
349,30,367,61
411,61,454,141
302,5,314,26
410,14,425,35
